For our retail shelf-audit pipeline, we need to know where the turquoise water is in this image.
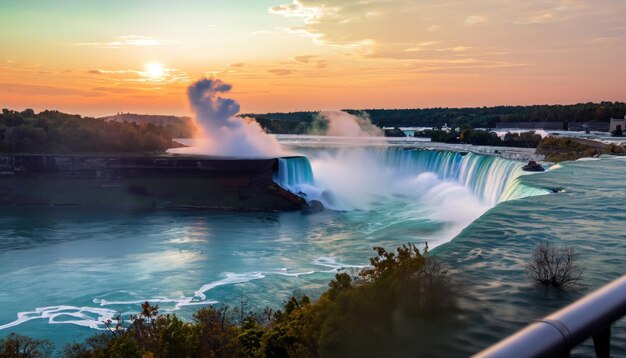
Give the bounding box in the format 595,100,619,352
433,156,626,356
0,142,625,356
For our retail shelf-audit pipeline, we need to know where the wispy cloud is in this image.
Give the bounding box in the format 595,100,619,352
91,87,137,94
75,35,177,49
465,15,488,25
268,69,293,76
0,83,102,97
404,41,440,52
515,12,555,24
294,55,316,63
269,0,339,24
87,66,188,83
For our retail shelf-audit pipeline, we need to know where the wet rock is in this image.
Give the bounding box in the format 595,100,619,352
302,200,324,215
522,160,545,172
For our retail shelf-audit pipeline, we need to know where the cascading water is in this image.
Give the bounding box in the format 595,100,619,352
0,143,553,342
273,157,315,191
274,148,548,209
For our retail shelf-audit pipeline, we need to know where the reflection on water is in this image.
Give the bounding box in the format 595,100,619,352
0,142,625,355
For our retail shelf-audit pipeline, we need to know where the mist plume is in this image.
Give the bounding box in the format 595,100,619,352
310,111,383,137
170,78,282,157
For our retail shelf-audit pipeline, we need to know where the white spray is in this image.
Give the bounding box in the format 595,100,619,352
169,78,283,157
310,111,383,137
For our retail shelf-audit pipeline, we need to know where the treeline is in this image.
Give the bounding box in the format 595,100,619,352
98,113,194,138
416,128,543,148
246,102,626,134
0,109,182,153
1,244,458,357
246,112,319,135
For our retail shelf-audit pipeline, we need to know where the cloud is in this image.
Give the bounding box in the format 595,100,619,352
515,12,555,24
88,69,137,75
404,41,440,52
584,37,618,44
294,55,317,63
268,69,293,76
465,15,488,25
75,35,176,49
91,87,137,94
0,83,102,97
228,63,246,68
513,0,589,25
269,0,339,24
270,1,372,48
87,66,188,84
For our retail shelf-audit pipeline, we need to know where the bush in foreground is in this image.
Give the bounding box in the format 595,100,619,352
524,242,584,289
3,243,455,358
0,333,54,358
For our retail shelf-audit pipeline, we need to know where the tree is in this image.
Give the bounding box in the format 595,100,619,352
524,242,584,289
0,333,54,358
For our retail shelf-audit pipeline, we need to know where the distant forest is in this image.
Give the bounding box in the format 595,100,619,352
0,109,187,153
1,102,625,154
245,102,626,134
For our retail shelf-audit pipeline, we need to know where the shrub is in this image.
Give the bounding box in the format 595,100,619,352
0,333,54,358
524,242,584,288
7,244,456,357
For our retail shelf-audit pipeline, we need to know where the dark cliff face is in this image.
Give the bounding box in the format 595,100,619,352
0,155,305,211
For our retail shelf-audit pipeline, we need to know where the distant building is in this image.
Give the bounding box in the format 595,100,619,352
610,116,626,132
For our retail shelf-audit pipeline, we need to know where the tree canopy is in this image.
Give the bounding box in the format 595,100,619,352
0,109,182,153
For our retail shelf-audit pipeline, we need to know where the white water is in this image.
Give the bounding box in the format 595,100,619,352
0,144,550,339
274,148,548,210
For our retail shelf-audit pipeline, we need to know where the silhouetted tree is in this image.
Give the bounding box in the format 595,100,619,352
524,242,584,289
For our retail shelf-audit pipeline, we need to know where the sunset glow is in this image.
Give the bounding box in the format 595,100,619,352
144,63,165,80
0,0,624,116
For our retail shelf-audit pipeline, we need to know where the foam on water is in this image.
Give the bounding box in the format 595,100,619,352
0,306,118,331
194,272,266,300
0,259,366,332
275,148,550,209
313,257,371,272
0,146,551,337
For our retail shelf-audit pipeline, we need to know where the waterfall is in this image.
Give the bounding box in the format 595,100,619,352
274,148,548,208
273,156,315,193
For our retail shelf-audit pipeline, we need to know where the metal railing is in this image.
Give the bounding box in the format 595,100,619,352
475,274,626,358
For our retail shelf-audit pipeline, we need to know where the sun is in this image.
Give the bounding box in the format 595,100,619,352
145,62,165,79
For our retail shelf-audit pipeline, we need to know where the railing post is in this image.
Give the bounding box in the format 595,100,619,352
592,327,610,358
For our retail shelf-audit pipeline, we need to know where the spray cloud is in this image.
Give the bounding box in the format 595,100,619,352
171,78,282,157
310,111,383,137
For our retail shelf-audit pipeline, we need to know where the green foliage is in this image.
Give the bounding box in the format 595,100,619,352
0,244,455,358
0,109,180,153
417,128,542,148
98,113,194,138
246,102,626,134
0,333,54,358
6,244,455,357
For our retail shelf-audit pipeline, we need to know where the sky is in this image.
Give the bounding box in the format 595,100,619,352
0,0,625,117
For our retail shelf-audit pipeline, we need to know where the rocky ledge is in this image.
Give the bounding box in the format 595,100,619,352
0,154,305,211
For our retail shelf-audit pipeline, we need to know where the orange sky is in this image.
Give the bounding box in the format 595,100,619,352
1,0,625,117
